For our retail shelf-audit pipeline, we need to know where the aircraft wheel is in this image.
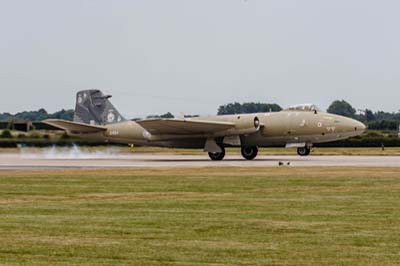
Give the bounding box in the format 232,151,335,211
241,146,258,160
297,147,311,156
208,147,226,161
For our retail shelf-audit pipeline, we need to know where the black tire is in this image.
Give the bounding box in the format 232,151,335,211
208,147,226,161
297,147,311,156
241,146,258,160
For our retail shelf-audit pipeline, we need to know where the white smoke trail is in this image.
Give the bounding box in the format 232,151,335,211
19,145,121,159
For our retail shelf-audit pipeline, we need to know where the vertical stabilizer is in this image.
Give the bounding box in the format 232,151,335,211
74,90,126,125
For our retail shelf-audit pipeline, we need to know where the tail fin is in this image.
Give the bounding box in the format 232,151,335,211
74,89,126,125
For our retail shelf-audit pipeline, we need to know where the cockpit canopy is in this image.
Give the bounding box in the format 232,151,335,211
285,104,321,112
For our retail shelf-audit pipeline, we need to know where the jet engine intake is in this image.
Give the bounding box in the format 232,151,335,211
218,116,261,136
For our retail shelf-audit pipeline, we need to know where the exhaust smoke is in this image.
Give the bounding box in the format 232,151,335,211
19,145,121,159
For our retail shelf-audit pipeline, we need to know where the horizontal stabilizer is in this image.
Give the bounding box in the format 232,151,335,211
43,119,106,134
137,119,235,135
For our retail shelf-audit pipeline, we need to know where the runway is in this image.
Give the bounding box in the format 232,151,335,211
0,153,399,169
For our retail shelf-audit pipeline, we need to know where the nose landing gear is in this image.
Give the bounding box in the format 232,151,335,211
241,146,259,160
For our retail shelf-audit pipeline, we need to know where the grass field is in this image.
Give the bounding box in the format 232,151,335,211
0,167,400,265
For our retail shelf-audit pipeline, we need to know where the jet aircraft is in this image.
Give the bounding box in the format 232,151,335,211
44,90,366,160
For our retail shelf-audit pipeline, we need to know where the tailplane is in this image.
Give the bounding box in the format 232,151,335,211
74,90,126,125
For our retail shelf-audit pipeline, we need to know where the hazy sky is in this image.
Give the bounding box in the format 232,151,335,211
1,0,400,118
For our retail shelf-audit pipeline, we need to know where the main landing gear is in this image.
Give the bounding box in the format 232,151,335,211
208,146,260,161
297,147,311,156
208,145,311,160
208,147,226,161
241,146,258,160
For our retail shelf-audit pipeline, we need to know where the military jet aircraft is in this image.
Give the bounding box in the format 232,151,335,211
44,90,366,160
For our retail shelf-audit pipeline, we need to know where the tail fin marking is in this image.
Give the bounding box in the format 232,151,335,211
74,90,126,125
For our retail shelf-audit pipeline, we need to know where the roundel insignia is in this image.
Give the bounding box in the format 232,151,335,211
107,111,116,123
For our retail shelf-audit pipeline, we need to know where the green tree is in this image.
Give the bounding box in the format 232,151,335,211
327,100,356,118
160,112,174,119
218,102,282,115
49,109,74,121
0,109,74,122
368,120,399,131
0,130,13,138
364,109,375,121
146,112,175,119
0,112,12,121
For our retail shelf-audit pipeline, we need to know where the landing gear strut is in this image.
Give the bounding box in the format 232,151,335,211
241,146,259,160
297,147,311,156
208,147,226,161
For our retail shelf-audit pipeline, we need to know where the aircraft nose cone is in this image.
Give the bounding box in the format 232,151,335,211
353,120,366,134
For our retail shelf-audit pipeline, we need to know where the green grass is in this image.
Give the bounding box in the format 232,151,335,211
0,167,400,265
2,146,400,156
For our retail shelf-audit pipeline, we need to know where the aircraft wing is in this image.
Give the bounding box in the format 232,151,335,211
43,119,107,134
137,119,235,135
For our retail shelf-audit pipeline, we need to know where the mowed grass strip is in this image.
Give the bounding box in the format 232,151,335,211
2,146,400,156
0,167,399,266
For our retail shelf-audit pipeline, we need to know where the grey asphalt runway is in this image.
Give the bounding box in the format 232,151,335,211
0,153,399,169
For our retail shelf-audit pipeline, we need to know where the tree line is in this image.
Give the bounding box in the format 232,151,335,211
217,102,282,115
0,109,74,122
327,100,400,131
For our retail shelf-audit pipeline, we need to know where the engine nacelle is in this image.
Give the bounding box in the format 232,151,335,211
217,116,261,136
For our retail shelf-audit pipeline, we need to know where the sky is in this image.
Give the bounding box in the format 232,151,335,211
1,0,400,118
